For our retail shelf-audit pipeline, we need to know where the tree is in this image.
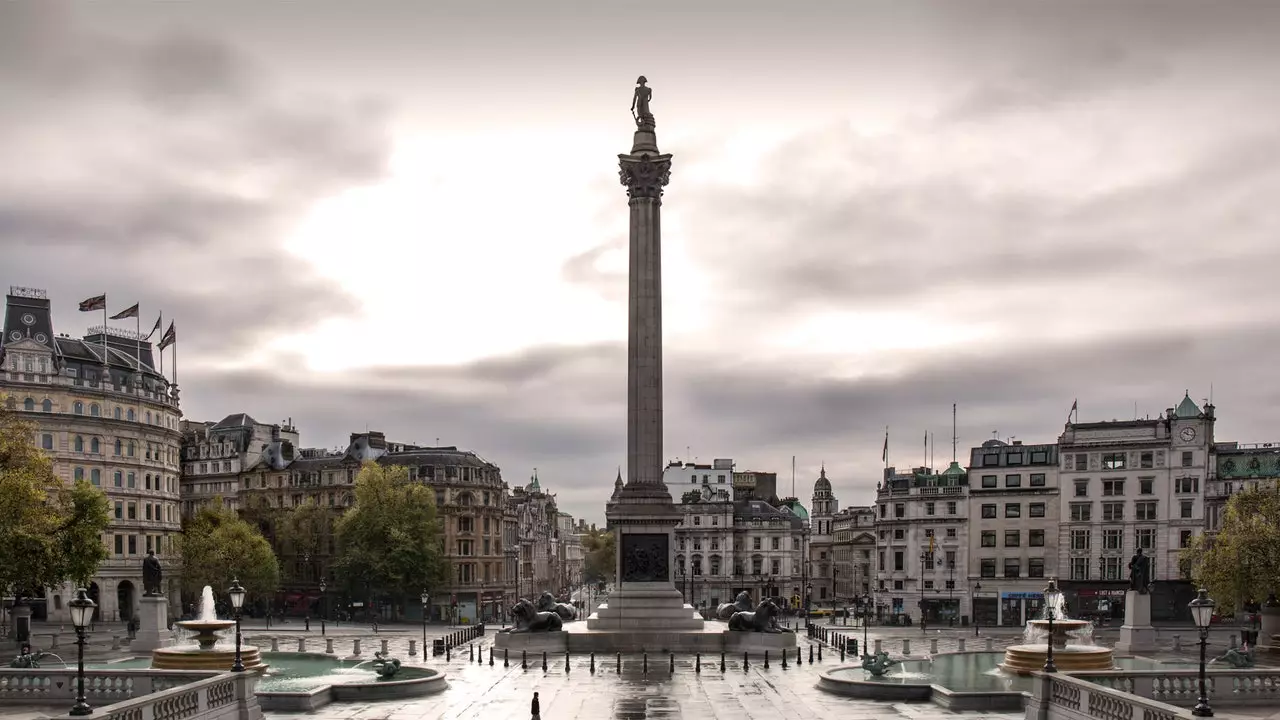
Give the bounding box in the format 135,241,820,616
275,500,334,583
582,528,615,584
1181,485,1280,612
0,401,110,600
178,498,280,601
332,463,449,611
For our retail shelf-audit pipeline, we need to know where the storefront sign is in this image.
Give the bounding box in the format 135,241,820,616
1000,592,1042,600
1077,589,1126,598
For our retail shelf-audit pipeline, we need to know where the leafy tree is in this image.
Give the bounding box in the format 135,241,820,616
275,500,334,582
582,528,615,584
178,498,280,601
1181,485,1280,611
0,401,110,600
332,463,449,611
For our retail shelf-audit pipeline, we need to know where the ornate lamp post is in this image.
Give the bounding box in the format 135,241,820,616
1189,589,1216,717
1042,578,1061,673
228,578,247,672
860,591,871,655
972,582,982,636
677,565,686,603
420,591,430,659
805,583,813,629
319,580,327,635
68,588,96,717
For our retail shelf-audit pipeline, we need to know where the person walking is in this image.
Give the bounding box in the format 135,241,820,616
531,691,541,720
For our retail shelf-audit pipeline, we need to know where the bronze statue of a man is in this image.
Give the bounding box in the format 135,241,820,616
1128,548,1151,594
631,76,654,127
142,551,163,597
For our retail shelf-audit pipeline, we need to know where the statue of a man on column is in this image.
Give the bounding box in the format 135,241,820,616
142,551,164,597
631,76,654,128
1128,548,1151,594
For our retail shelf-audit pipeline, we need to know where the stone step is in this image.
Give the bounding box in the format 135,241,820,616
587,616,706,631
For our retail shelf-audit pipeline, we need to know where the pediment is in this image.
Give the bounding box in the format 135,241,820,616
851,531,877,544
3,336,54,353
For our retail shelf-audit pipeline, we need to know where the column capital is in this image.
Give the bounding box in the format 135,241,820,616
618,153,672,200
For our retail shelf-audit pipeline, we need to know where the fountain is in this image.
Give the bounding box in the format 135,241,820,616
151,586,264,670
999,579,1115,675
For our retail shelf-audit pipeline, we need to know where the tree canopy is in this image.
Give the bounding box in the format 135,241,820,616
0,401,110,599
1181,484,1280,611
582,527,615,584
178,498,280,600
332,462,449,605
275,500,334,583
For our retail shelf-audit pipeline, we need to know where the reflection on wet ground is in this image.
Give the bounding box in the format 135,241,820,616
262,645,1025,720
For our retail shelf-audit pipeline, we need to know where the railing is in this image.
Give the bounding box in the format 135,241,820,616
1026,672,1190,720
9,670,259,720
1070,668,1280,707
0,668,217,704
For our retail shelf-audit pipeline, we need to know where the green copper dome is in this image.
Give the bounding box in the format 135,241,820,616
1175,392,1202,418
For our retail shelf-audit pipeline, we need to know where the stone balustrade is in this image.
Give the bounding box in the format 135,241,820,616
1068,668,1280,708
1024,672,1188,720
0,668,218,704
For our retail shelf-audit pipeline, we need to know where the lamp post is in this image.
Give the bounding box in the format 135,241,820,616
860,591,871,655
1042,578,1061,673
302,551,311,631
919,550,939,632
228,578,246,672
68,588,96,717
420,591,430,659
1189,589,1216,717
972,582,982,636
678,566,686,603
805,583,813,629
319,580,327,635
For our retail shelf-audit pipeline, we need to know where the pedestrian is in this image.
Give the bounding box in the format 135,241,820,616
531,691,540,720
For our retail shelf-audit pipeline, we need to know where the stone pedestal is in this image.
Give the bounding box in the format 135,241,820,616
494,630,569,653
129,595,170,652
722,630,797,653
588,584,703,631
1115,590,1157,654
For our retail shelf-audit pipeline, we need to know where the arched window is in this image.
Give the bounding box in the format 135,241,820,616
90,469,101,485
145,474,152,489
41,434,53,450
73,401,84,414
90,403,100,417
4,397,14,409
74,467,84,481
114,439,122,455
114,471,122,487
23,398,35,411
74,436,84,452
41,399,52,412
114,407,121,420
146,411,152,424
127,472,136,488
127,409,135,421
128,441,136,457
90,438,100,454
675,554,686,571
458,492,474,506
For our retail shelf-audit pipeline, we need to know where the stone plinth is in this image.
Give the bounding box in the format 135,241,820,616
588,584,703,632
129,595,170,652
722,630,798,653
494,630,569,653
1115,590,1157,654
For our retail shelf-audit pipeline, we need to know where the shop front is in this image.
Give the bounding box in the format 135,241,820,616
1074,588,1126,624
999,591,1044,626
922,597,960,624
973,593,999,627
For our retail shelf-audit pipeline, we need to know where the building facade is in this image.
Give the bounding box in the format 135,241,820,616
664,458,736,501
831,505,876,606
967,439,1061,627
2,286,183,623
1206,442,1280,534
511,472,560,604
1055,394,1211,622
808,467,837,607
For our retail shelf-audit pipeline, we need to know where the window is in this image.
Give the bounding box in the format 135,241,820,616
127,503,136,520
127,409,135,421
1031,451,1048,464
128,536,137,555
894,503,905,518
114,502,123,519
1182,451,1193,468
980,559,996,578
1140,452,1153,469
1140,479,1154,495
771,537,780,550
114,439,122,455
946,528,957,538
894,551,904,571
1103,528,1122,550
114,535,124,555
1029,558,1045,578
1102,502,1124,522
1181,500,1194,519
1004,503,1020,518
1135,501,1157,521
74,467,84,481
981,475,997,488
893,528,905,540
753,537,761,550
1003,558,1021,578
90,469,100,485
1005,474,1022,487
981,531,996,547
1030,473,1046,486
923,580,935,590
925,502,935,516
1070,557,1089,581
1103,479,1124,496
1102,453,1126,470
1070,530,1091,551
90,403,100,417
1071,503,1091,522
1103,556,1123,580
1007,452,1023,466
1074,479,1088,497
1136,528,1155,550
983,453,999,466
1176,477,1199,493
1004,530,1020,547
74,401,84,414
981,504,997,518
74,435,84,452
947,501,957,515
127,472,135,488
1180,530,1194,548
1030,529,1045,547
1029,503,1046,518
41,433,53,450
114,471,122,487
114,407,122,420
128,441,135,457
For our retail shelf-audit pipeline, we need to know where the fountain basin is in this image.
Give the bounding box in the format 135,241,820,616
152,642,265,671
998,644,1115,675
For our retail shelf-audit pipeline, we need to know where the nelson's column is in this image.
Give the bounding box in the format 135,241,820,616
593,77,707,643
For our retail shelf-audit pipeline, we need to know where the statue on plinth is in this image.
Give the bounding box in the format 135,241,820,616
1128,548,1151,594
505,598,563,633
631,76,654,128
536,592,578,621
1215,644,1257,668
142,551,163,597
728,599,788,633
716,591,752,621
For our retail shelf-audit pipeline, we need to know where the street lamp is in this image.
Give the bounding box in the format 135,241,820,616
1042,578,1061,673
972,582,982,636
420,591,430,659
228,578,247,672
805,583,813,629
677,565,686,603
1189,589,1216,717
319,580,327,635
860,591,871,655
68,588,96,717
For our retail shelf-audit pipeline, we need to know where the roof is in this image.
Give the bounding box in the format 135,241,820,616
213,413,259,429
780,498,810,520
1175,392,1202,418
813,465,832,494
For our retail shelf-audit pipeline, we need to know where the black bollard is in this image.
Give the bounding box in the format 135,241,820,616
542,651,547,672
616,652,621,674
566,651,570,673
818,644,823,662
469,644,475,662
782,648,788,669
764,650,770,669
446,645,451,662
643,652,648,674
720,652,726,673
796,646,801,665
590,652,596,674
743,651,749,671
696,653,701,673
853,639,858,656
522,649,527,670
809,645,814,664
670,653,674,673
490,647,494,666
840,644,845,662
505,648,510,667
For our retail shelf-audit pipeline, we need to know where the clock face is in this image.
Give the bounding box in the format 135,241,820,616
1180,427,1197,442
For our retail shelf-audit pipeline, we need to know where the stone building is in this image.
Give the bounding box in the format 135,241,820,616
1,286,183,623
831,505,876,604
1206,441,1280,534
510,472,560,602
663,458,736,501
557,511,584,594
966,439,1060,627
808,466,837,608
874,462,969,624
180,414,299,517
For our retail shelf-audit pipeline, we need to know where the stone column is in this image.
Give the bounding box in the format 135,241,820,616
129,596,169,652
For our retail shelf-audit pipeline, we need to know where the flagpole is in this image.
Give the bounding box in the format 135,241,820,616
101,299,108,368
172,332,177,387
136,310,141,368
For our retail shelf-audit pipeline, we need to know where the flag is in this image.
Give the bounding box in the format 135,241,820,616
110,303,139,320
78,294,107,312
1068,399,1078,423
882,430,889,462
147,314,162,339
157,321,177,350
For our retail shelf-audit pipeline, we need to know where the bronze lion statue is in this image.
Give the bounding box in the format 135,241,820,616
716,591,753,621
728,599,789,633
536,591,578,621
505,598,563,633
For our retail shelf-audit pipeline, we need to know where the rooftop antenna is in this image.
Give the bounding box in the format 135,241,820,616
791,455,796,497
952,403,958,462
930,431,935,469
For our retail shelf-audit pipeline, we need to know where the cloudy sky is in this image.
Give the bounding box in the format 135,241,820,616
4,1,1280,524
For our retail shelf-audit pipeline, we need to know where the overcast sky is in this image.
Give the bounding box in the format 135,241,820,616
4,1,1279,524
